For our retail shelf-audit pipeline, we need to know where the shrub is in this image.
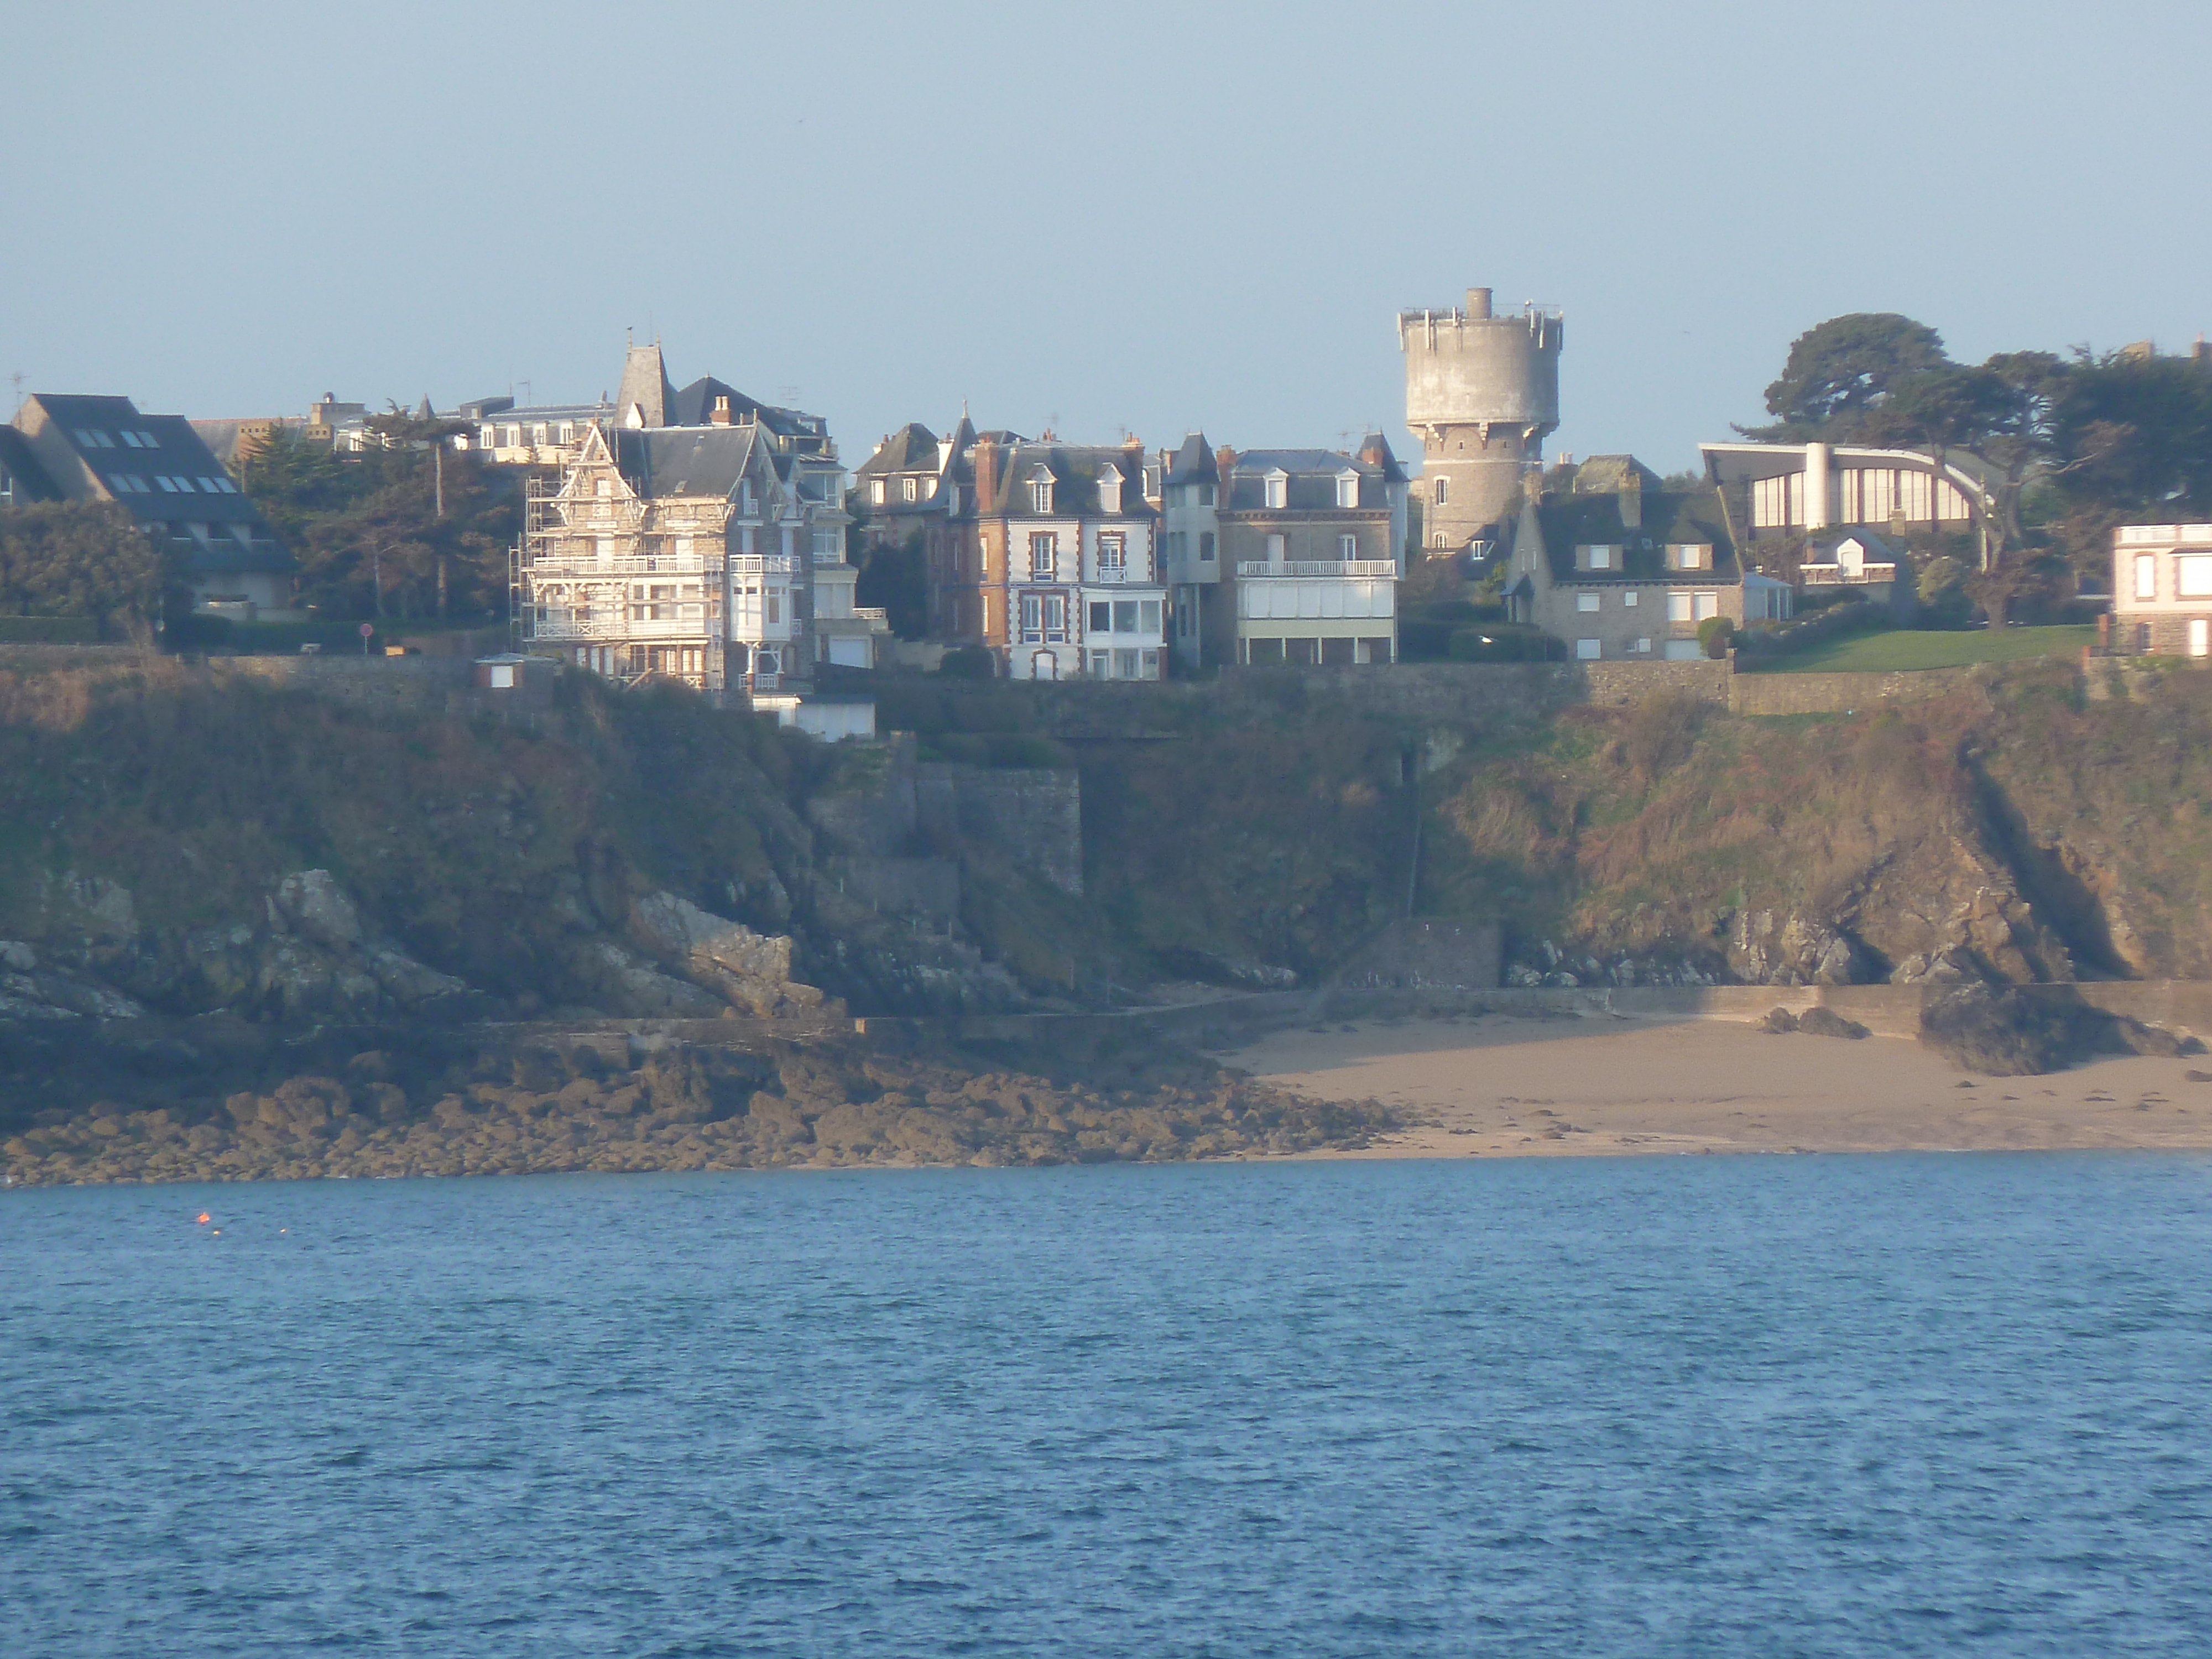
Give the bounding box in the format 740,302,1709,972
1697,615,1737,659
936,645,997,679
0,615,101,643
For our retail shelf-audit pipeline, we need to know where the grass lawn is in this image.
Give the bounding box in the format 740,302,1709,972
1754,624,2096,674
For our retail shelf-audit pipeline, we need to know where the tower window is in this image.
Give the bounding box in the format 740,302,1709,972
1434,477,1448,507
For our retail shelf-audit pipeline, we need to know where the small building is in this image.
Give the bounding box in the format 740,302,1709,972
1217,441,1407,666
1701,439,1998,576
6,393,299,617
2111,523,2212,658
1505,457,1744,661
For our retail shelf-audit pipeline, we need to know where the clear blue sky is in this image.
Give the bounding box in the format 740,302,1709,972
6,1,2205,475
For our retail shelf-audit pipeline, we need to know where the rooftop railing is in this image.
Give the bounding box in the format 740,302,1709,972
1800,563,1897,585
1236,559,1398,578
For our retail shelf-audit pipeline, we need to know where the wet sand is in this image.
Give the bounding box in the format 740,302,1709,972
1223,1013,2212,1157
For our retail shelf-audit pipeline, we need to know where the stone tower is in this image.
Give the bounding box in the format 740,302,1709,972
1399,286,1562,550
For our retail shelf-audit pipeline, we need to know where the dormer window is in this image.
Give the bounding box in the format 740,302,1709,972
1580,544,1615,571
1264,471,1288,510
902,476,918,503
1029,470,1055,514
1335,471,1360,509
1669,544,1712,571
1099,464,1123,515
870,478,886,506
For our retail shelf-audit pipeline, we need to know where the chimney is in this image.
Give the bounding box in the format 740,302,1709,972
973,434,1001,509
1619,473,1643,530
1466,287,1493,320
711,394,732,426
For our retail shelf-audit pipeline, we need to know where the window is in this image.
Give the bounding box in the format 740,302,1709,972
1113,600,1139,633
1667,592,1693,622
1266,533,1286,562
1139,599,1160,634
1584,545,1614,570
2193,618,2210,658
1433,477,1448,507
559,423,575,444
1635,637,1651,654
504,426,521,448
174,476,196,492
1098,534,1125,574
1141,649,1159,679
1199,531,1215,561
765,591,781,624
533,424,549,445
93,430,115,448
1575,638,1601,660
1577,593,1600,612
1029,534,1057,579
120,431,142,448
1671,544,1710,570
595,477,612,499
1099,466,1123,514
1115,649,1139,679
1264,472,1287,509
1200,482,1214,505
1089,601,1112,632
1624,590,1639,607
197,477,218,492
1336,473,1359,509
1030,475,1054,513
1092,651,1110,676
155,476,176,492
1694,592,1719,620
902,476,917,503
2178,555,2212,598
1021,594,1043,641
1044,594,1067,641
674,535,693,560
1338,534,1358,560
137,431,156,447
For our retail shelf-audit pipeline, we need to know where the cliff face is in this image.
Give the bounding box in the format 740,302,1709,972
0,660,1062,1027
1075,662,2212,993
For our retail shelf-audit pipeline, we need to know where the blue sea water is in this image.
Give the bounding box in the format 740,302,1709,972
3,1156,2210,1658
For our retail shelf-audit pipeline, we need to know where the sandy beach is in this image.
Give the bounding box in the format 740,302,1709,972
1225,1012,2212,1157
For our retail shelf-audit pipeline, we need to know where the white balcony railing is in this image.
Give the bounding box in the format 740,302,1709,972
1237,559,1398,578
1801,562,1897,585
530,615,712,642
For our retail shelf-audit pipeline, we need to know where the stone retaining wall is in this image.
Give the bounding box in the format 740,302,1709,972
1729,666,1984,717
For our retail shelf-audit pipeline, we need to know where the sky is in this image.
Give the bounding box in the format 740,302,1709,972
5,0,2208,476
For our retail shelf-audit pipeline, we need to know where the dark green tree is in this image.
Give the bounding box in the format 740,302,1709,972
0,501,168,639
1743,313,1951,441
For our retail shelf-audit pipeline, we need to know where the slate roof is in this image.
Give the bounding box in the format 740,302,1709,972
964,441,1156,519
1359,431,1410,484
1223,448,1393,514
20,394,291,542
1532,483,1739,584
668,376,828,447
0,427,57,500
1164,431,1215,484
858,422,941,479
614,425,761,500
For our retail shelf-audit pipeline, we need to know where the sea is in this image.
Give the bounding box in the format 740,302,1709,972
3,1154,2209,1658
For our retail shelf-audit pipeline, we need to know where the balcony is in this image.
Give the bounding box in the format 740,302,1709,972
1801,562,1897,585
1237,559,1398,578
530,615,712,643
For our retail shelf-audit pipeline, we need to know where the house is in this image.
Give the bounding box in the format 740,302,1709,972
1216,440,1407,667
1504,457,1743,660
854,419,961,554
928,431,1165,680
6,393,299,617
2111,524,2212,658
1700,440,1998,585
517,341,881,682
1155,432,1220,669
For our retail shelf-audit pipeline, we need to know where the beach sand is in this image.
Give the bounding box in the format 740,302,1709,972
1223,1013,2212,1157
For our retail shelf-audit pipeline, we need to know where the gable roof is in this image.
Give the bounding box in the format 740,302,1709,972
964,440,1156,518
614,424,764,501
1532,483,1739,584
18,394,284,531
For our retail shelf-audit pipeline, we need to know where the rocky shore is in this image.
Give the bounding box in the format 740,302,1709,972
0,1020,1391,1187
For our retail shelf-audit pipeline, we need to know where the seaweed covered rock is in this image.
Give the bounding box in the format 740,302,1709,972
1918,985,2077,1075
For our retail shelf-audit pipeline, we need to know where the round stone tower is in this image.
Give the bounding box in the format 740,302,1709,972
1399,286,1563,550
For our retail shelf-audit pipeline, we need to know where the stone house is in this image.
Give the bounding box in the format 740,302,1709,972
6,393,299,617
1215,441,1408,666
2111,523,2212,658
1155,431,1220,669
1505,457,1744,660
